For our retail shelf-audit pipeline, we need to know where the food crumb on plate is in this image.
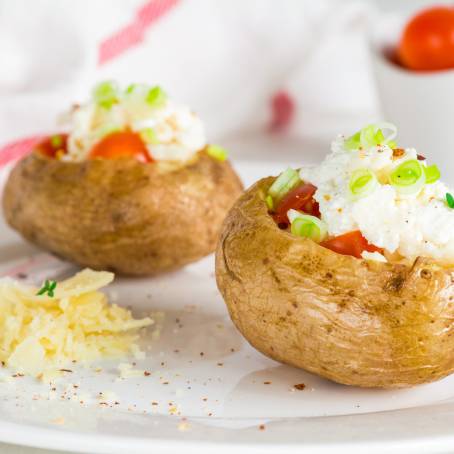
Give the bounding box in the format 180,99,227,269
168,404,180,415
118,363,148,379
50,417,65,425
0,375,14,384
178,419,190,431
293,383,306,390
98,390,118,403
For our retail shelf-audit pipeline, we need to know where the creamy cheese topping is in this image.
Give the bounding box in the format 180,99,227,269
300,136,454,264
65,82,206,162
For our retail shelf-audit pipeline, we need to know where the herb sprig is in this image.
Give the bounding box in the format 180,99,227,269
36,280,57,297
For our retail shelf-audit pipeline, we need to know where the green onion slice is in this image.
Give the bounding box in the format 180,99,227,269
265,195,274,211
345,122,397,150
349,168,378,200
92,81,119,110
206,144,228,161
359,124,378,149
387,140,397,149
139,128,159,145
126,83,137,94
389,159,426,195
146,86,167,108
446,193,454,208
50,135,63,148
424,164,440,184
287,210,327,243
344,131,360,150
268,168,301,201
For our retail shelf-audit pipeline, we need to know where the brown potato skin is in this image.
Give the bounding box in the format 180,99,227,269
216,177,454,388
3,149,243,275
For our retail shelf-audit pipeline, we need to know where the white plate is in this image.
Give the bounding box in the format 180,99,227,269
1,152,454,454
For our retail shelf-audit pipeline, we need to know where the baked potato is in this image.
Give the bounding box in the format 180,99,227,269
4,148,242,275
2,81,243,275
216,123,454,388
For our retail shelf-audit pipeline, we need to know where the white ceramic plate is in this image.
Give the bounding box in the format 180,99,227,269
1,147,454,454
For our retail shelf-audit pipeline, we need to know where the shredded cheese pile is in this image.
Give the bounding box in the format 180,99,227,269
0,269,153,380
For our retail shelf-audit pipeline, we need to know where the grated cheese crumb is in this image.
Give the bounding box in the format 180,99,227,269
50,417,65,425
117,363,148,378
178,420,190,431
98,390,118,403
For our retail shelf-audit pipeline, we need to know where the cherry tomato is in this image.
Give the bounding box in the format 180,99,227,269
272,183,320,227
320,230,383,259
36,134,68,158
89,131,152,163
398,6,454,71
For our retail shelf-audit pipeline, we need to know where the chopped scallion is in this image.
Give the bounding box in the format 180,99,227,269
266,195,274,211
206,144,228,161
50,135,63,148
424,164,440,184
345,122,397,150
446,193,454,208
287,209,327,243
126,83,136,94
268,168,300,201
389,159,426,195
92,81,119,110
344,132,360,150
349,168,378,200
359,124,378,149
387,140,397,149
139,128,159,145
146,86,167,108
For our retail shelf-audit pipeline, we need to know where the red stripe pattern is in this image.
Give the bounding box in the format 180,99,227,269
98,0,180,65
269,90,295,133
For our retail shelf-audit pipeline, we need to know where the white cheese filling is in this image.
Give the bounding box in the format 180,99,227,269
299,137,454,264
65,86,206,162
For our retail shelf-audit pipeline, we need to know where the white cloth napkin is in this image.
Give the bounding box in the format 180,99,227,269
0,0,379,157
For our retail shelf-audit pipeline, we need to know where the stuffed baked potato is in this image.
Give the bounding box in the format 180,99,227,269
3,82,243,275
216,123,454,388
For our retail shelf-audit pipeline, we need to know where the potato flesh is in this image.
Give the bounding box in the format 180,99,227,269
215,177,454,388
3,150,243,275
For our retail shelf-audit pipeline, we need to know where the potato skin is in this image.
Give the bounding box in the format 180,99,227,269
216,177,454,388
3,149,243,275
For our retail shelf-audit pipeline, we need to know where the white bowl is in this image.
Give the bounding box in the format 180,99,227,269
370,15,454,183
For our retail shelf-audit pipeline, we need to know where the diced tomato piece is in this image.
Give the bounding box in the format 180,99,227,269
89,131,153,163
35,134,68,158
272,183,320,226
320,230,383,259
